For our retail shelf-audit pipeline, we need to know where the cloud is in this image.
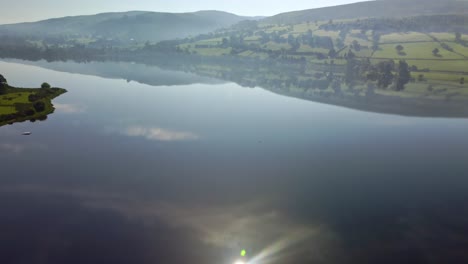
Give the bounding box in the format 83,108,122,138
54,103,87,113
0,143,26,154
125,126,199,141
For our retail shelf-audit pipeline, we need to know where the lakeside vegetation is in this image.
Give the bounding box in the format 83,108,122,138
0,74,67,127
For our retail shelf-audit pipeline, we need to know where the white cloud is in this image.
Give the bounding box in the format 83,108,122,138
54,103,87,113
125,126,199,141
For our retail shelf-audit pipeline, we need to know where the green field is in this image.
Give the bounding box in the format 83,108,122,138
0,106,16,115
0,84,67,127
173,15,468,99
374,43,464,59
380,32,433,43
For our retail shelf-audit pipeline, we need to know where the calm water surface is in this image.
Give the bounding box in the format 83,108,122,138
1,60,468,264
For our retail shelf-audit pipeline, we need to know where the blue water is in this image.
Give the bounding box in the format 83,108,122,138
1,60,468,264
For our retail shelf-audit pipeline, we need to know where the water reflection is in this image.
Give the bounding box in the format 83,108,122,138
1,60,468,264
0,188,222,264
0,143,26,154
54,103,87,114
0,184,342,264
124,126,199,141
5,58,468,118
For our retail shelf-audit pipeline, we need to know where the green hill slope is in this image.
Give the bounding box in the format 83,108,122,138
0,11,254,42
263,0,468,24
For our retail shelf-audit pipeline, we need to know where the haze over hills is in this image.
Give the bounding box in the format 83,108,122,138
5,59,224,87
263,0,468,24
0,10,256,42
2,0,468,44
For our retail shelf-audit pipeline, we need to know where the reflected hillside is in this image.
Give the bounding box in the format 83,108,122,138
6,57,468,118
3,59,224,87
159,57,468,118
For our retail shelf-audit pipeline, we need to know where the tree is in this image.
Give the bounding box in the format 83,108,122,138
41,82,51,89
432,48,440,56
352,40,361,52
395,44,405,55
347,49,356,59
0,74,6,94
456,32,462,42
221,38,229,47
0,74,6,84
376,60,395,89
395,60,411,91
461,77,465,85
33,101,46,112
418,74,425,82
336,38,345,49
345,58,359,85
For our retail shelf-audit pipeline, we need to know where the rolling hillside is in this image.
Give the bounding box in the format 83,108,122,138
0,11,255,42
263,0,468,24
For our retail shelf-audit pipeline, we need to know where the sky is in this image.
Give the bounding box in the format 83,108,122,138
1,0,368,24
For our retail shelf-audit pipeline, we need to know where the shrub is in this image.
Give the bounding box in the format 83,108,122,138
33,101,46,112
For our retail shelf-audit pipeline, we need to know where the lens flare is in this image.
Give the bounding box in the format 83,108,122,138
234,260,246,264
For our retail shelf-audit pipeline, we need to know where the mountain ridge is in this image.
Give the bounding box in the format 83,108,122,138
263,0,468,24
0,10,255,42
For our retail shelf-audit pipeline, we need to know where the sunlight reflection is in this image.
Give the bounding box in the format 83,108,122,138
248,229,314,264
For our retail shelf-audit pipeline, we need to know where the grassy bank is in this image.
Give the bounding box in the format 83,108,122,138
0,83,67,127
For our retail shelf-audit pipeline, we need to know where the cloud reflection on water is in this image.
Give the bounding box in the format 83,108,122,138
125,126,199,141
0,143,26,154
54,103,87,113
0,142,48,154
0,184,338,264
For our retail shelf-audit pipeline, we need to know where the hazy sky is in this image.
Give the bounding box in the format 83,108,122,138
1,0,367,24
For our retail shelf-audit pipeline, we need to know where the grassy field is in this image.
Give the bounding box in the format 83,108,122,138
380,32,433,43
374,43,463,59
293,23,320,33
0,85,67,127
296,45,329,54
175,17,468,95
430,32,467,42
0,106,16,115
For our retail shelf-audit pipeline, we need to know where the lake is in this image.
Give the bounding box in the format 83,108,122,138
1,59,468,264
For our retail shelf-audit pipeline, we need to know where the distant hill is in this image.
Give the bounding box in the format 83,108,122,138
0,10,254,42
263,0,468,24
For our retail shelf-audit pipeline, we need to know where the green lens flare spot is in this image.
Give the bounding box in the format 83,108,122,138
241,250,247,257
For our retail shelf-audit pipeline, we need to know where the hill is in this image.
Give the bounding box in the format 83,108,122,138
263,0,468,24
142,11,468,109
0,10,254,43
